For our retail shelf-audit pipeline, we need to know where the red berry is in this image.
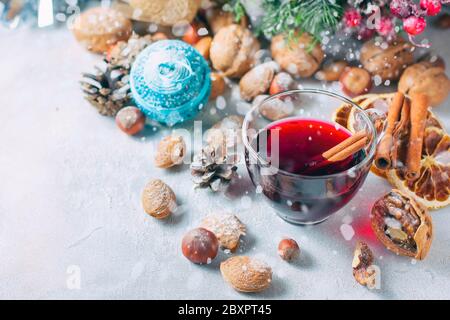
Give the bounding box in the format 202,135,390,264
420,0,442,16
403,15,427,35
390,0,412,18
377,17,394,37
344,9,362,28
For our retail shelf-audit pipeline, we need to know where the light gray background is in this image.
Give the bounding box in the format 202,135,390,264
0,23,449,300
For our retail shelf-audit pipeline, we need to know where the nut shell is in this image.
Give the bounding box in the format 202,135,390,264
271,32,324,78
194,36,212,60
398,62,450,106
210,25,260,78
315,60,349,81
210,72,226,99
360,39,414,81
129,0,201,26
181,228,219,264
142,179,177,219
154,135,186,168
239,62,276,101
269,72,295,95
115,106,146,135
220,256,272,292
278,238,300,261
370,189,433,260
73,7,132,53
205,8,249,34
256,95,294,121
200,214,246,252
339,67,372,97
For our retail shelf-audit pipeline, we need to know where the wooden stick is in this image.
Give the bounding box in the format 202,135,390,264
374,92,405,170
406,93,428,181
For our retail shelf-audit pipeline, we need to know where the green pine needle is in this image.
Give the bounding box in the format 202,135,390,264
260,0,344,41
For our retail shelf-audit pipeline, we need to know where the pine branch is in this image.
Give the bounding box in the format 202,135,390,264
216,0,246,22
260,0,345,41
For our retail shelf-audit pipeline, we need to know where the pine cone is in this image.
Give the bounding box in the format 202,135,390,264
80,60,131,116
191,144,238,192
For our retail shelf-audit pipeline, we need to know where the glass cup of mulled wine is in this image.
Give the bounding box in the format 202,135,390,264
242,89,377,225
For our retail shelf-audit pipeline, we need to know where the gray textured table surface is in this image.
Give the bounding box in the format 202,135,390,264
0,25,449,300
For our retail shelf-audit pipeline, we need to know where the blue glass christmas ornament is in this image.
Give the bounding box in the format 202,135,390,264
130,40,211,126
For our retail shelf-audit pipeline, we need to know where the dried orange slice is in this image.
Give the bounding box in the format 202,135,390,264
333,93,444,178
387,127,450,210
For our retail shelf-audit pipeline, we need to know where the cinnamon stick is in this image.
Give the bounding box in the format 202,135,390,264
374,92,404,170
323,130,368,161
391,98,411,169
406,93,428,181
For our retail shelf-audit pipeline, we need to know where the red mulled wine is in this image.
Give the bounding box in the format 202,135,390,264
245,118,369,224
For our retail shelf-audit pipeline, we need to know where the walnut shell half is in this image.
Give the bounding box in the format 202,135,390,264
398,62,450,107
360,39,414,81
370,189,433,260
352,241,378,288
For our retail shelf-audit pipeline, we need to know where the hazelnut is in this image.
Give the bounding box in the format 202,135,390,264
269,72,295,95
398,62,450,106
210,72,226,99
182,21,206,45
182,228,219,264
210,25,260,78
339,67,372,97
360,39,414,81
278,238,300,261
315,60,349,82
152,32,169,41
115,106,146,135
194,36,212,60
154,135,186,169
271,32,324,78
142,179,177,219
239,62,277,101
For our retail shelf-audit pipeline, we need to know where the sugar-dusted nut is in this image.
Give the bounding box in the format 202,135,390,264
205,8,249,34
360,38,414,81
339,67,372,97
72,7,132,53
239,62,277,101
210,24,260,78
210,72,226,100
200,214,246,252
154,135,186,168
205,115,244,149
182,227,219,264
352,241,378,288
398,62,450,107
315,60,349,82
220,256,272,292
115,106,146,135
278,238,300,261
370,189,433,260
142,179,177,219
271,31,324,78
269,72,295,95
256,95,294,121
194,36,212,60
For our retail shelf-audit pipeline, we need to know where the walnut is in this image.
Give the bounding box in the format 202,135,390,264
398,62,450,107
210,25,260,78
360,39,414,81
271,32,324,78
352,241,378,289
205,8,249,34
370,189,433,260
